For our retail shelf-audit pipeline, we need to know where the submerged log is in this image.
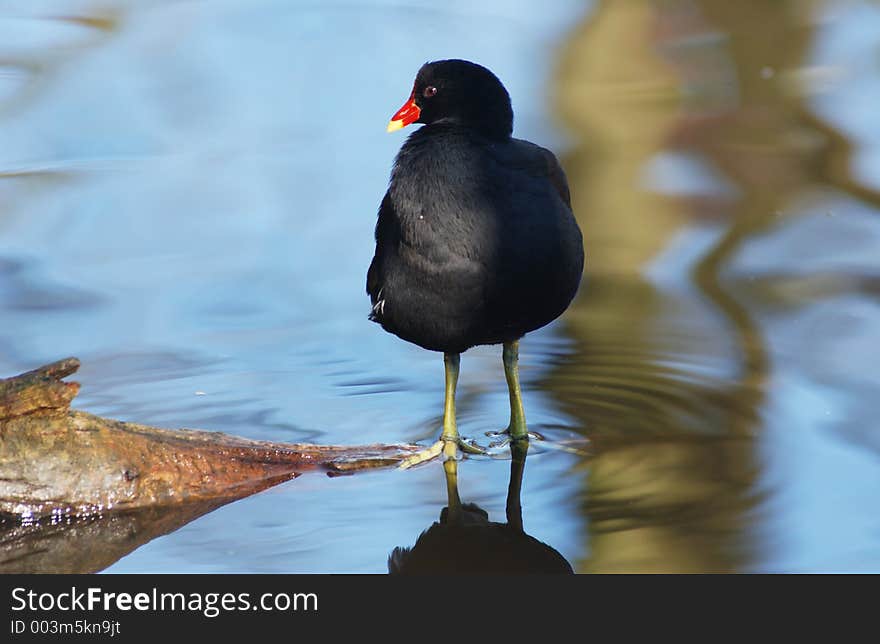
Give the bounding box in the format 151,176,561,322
0,358,419,521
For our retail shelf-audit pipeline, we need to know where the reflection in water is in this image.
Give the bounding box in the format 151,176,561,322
1,2,880,572
389,442,572,574
544,1,880,572
545,0,768,573
0,500,231,574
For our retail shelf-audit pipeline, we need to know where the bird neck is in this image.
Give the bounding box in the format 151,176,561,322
419,117,512,142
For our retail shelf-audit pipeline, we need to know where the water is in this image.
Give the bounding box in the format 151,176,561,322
1,0,879,573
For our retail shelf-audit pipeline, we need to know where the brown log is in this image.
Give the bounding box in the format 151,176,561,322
0,357,81,420
0,358,423,572
0,358,419,521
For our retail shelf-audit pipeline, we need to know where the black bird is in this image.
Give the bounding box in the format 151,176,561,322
367,59,584,466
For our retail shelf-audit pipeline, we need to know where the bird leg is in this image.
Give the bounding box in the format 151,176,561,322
440,352,460,443
502,340,530,443
399,353,484,469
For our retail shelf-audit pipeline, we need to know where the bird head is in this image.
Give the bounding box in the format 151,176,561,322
387,59,513,140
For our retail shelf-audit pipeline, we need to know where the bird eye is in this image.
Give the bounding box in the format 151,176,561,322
422,85,438,98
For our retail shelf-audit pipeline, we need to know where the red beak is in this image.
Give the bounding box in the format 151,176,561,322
387,91,421,132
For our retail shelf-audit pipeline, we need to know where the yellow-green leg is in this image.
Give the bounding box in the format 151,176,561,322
440,353,460,444
503,341,529,442
399,353,484,469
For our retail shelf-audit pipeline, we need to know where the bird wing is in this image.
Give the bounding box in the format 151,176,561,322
366,191,397,303
491,138,572,209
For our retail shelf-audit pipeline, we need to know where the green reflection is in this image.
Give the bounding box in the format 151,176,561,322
543,0,876,572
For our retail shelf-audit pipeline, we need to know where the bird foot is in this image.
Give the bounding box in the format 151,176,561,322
485,427,541,449
486,428,591,457
398,436,487,469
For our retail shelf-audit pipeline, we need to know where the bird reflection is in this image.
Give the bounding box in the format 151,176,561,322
388,442,572,574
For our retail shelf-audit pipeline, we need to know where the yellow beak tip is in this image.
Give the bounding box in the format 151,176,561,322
386,119,404,133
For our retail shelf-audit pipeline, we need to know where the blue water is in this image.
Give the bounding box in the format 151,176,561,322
2,0,879,573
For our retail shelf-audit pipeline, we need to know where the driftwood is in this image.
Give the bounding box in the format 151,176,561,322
0,358,420,572
0,357,420,519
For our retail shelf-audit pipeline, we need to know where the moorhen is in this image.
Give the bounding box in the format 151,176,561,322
367,59,584,466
